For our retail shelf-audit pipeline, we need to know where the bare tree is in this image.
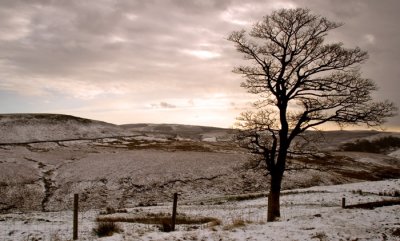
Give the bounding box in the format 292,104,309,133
228,8,397,222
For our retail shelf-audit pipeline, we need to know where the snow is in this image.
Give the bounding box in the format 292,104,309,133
132,135,169,142
1,179,399,241
360,132,400,142
0,114,137,144
202,137,217,142
335,151,397,167
0,115,399,240
389,149,400,159
175,136,192,141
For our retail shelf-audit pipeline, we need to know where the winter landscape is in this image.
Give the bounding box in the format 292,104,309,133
2,1,400,240
0,114,399,240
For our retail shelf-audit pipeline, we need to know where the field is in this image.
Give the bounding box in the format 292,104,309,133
0,114,399,240
1,179,399,240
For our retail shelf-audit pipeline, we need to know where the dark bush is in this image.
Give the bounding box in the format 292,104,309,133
106,207,116,214
160,220,172,232
93,221,122,237
341,136,400,153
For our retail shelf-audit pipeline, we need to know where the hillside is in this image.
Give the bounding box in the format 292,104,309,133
120,123,235,142
0,113,134,144
0,114,399,214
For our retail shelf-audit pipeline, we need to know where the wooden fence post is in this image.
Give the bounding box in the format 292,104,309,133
342,197,346,208
171,193,178,231
73,193,79,240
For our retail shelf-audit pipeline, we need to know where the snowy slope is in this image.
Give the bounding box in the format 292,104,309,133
0,114,135,144
1,179,399,241
121,123,235,141
0,113,399,213
389,149,400,158
0,114,399,240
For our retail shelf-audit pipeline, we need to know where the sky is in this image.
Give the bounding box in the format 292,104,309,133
0,0,399,130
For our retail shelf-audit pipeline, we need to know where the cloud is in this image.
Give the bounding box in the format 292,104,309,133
363,34,376,44
151,102,177,109
0,15,31,41
159,102,177,109
0,0,399,129
0,0,241,98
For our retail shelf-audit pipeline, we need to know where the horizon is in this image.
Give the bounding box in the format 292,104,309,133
1,0,399,130
2,112,400,132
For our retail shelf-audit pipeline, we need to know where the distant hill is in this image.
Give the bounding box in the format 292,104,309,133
0,114,236,144
0,114,129,144
120,123,235,141
1,113,398,146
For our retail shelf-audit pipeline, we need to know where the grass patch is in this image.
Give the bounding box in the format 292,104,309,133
311,231,328,241
281,190,329,196
194,192,267,205
223,218,247,230
392,228,400,237
225,193,267,201
126,140,214,152
340,136,400,153
99,206,128,215
93,221,122,237
344,199,400,209
97,212,220,225
379,190,400,197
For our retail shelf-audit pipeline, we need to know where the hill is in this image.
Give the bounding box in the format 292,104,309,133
0,113,133,144
121,123,234,142
0,113,399,214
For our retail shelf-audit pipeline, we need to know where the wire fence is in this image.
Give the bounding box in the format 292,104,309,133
0,203,97,241
1,189,353,241
1,192,177,241
1,192,205,241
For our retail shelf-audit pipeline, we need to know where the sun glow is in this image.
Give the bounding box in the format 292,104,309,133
183,50,220,59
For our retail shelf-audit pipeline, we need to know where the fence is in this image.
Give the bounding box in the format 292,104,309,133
0,193,180,241
0,207,97,241
2,191,390,240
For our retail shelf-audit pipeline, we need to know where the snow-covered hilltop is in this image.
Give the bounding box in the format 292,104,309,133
0,114,132,144
0,114,235,144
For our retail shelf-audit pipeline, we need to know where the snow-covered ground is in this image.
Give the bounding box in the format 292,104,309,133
2,136,398,214
1,179,399,241
389,149,400,159
0,114,137,144
1,114,399,240
1,120,399,214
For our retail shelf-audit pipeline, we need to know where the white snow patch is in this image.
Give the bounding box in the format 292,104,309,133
175,135,192,141
133,136,169,142
202,137,217,142
389,148,400,158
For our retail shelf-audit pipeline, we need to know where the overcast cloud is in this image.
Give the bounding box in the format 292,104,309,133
0,0,399,129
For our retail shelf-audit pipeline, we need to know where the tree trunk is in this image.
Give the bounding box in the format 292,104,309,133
267,173,283,222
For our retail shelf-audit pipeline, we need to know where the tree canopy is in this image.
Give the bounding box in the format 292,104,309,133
228,8,397,221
